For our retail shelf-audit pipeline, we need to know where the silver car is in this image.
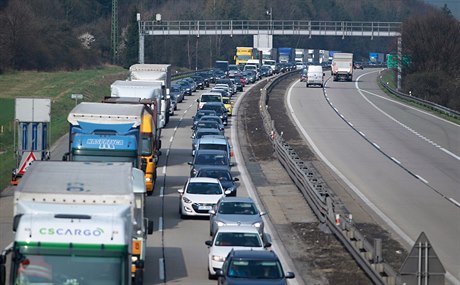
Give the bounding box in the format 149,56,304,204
209,196,266,236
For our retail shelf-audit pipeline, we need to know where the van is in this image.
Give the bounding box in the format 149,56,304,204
197,92,223,110
306,65,324,88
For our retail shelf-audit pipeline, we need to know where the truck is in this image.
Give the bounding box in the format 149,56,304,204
257,48,277,61
214,60,230,74
10,98,51,185
234,47,257,66
277,48,295,64
0,161,153,285
104,80,164,194
128,64,171,128
295,49,306,69
369,52,385,65
64,102,156,195
331,53,353,81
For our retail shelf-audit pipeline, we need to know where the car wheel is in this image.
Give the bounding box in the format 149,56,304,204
208,268,216,280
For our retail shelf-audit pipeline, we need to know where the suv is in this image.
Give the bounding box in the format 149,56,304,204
216,250,295,284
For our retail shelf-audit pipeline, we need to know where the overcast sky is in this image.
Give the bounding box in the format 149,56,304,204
425,0,460,19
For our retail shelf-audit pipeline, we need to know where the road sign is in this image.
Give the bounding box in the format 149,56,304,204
71,94,83,100
400,232,445,285
18,152,37,175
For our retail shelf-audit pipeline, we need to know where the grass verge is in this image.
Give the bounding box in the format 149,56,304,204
0,65,128,190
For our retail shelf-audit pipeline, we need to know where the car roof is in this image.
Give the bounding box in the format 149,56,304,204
216,225,261,234
195,149,228,155
202,102,225,106
197,137,228,144
188,177,220,183
218,196,254,203
229,249,278,259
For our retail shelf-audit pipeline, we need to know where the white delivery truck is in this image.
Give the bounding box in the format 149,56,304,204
306,65,325,88
129,64,172,128
0,161,153,285
331,53,353,81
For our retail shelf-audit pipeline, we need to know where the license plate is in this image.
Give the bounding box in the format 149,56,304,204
199,205,212,210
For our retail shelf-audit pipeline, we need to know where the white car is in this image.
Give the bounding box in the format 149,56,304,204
178,177,230,218
205,225,271,278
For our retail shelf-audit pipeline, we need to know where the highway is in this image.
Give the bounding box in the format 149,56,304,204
0,77,303,285
287,69,460,284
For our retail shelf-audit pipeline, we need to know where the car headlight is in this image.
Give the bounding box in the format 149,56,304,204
212,255,225,262
217,221,226,227
252,222,261,228
182,196,192,204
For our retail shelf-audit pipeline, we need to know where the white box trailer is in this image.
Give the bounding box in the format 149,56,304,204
128,64,172,127
110,80,163,130
1,161,153,285
331,53,353,81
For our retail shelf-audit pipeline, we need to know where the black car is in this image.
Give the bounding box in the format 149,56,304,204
200,102,228,125
353,61,364,69
176,80,192,96
196,72,210,87
188,149,233,177
216,250,295,285
195,166,239,196
191,75,205,90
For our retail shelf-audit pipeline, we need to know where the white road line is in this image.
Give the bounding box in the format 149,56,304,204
160,186,164,197
390,157,401,164
358,131,366,137
448,198,460,208
158,217,163,232
356,72,460,161
159,258,165,280
162,166,166,175
166,149,170,157
441,148,460,160
174,126,178,132
372,142,381,149
415,174,429,184
169,136,173,143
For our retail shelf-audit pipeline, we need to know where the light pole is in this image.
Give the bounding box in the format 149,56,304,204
266,7,273,33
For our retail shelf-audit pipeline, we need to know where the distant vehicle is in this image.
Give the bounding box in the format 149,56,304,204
260,65,272,77
216,79,237,95
188,149,233,177
182,77,198,92
193,115,224,134
262,59,276,72
176,80,192,95
191,127,224,152
197,92,223,110
200,102,228,125
191,75,205,90
209,196,266,236
205,225,270,278
194,135,232,162
170,84,185,102
222,96,233,116
214,61,230,74
193,110,217,126
306,65,324,88
228,64,240,76
195,166,239,196
353,61,364,69
216,249,295,284
300,68,307,82
331,53,353,81
178,177,231,218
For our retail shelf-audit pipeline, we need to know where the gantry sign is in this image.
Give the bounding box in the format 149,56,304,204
137,19,403,87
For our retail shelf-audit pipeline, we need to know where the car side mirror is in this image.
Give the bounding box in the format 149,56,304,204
233,177,239,182
205,240,212,247
209,209,216,215
260,211,267,216
178,189,184,194
285,272,295,279
187,162,192,165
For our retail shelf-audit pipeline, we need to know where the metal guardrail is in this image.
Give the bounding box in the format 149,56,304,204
379,71,460,120
259,72,400,285
140,20,401,37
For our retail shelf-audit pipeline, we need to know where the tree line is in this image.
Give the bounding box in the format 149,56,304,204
0,0,458,110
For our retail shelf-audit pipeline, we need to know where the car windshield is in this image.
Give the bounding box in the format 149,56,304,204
186,182,222,195
198,169,231,181
199,144,227,152
214,232,262,247
196,122,219,129
201,95,221,102
202,105,223,113
218,202,258,215
228,260,283,279
195,153,228,165
222,98,230,104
